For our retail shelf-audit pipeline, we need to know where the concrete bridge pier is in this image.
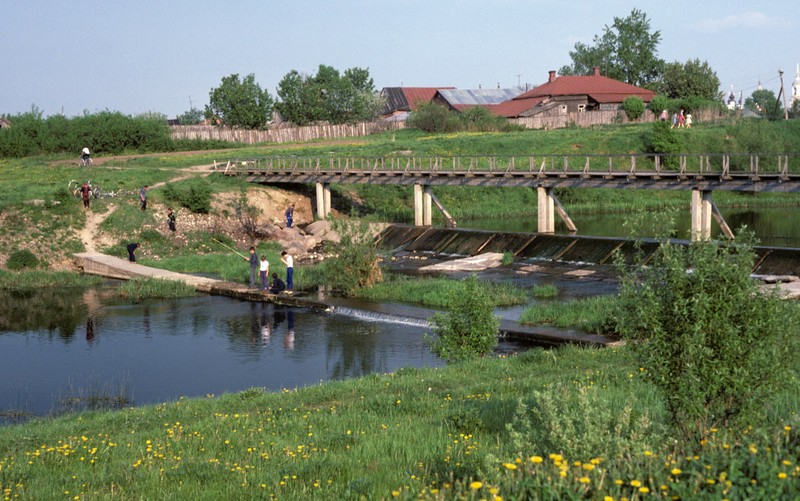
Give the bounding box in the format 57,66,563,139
315,182,331,219
690,189,734,241
537,186,577,234
413,184,457,227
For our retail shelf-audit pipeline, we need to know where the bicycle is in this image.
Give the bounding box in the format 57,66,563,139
68,179,101,199
80,155,93,167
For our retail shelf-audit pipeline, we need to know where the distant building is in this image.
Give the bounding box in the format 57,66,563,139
0,117,10,129
380,87,455,118
792,63,800,106
491,67,655,118
433,87,526,112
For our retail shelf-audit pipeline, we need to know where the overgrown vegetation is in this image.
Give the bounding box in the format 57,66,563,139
615,235,795,440
355,274,528,308
162,178,213,214
621,96,645,121
316,217,383,296
407,102,524,133
5,249,39,270
427,275,500,361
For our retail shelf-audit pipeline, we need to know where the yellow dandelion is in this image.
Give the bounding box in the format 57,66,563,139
630,480,641,487
639,486,650,494
469,481,483,490
582,463,595,471
778,472,787,479
503,463,517,470
391,490,400,497
579,477,590,484
530,455,544,464
604,497,614,501
671,468,682,475
489,487,499,494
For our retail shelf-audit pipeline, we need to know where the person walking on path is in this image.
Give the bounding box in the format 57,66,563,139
259,255,270,291
244,246,258,288
269,273,286,294
139,185,148,211
80,181,91,209
127,242,140,262
167,208,176,233
677,109,685,128
686,113,693,128
285,204,295,228
81,147,92,166
281,251,294,292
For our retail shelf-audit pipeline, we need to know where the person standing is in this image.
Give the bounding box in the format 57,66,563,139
686,113,693,128
677,109,685,128
281,250,294,292
139,185,148,211
167,208,176,233
244,246,258,288
259,255,270,291
659,109,667,122
127,242,140,262
80,181,91,209
285,203,295,228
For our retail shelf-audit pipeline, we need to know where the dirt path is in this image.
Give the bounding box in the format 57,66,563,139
78,163,215,254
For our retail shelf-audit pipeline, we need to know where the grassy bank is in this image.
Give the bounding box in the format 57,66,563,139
117,277,197,301
1,345,798,499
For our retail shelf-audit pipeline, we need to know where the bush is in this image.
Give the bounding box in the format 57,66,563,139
406,102,461,133
163,179,213,214
428,274,499,361
644,120,683,168
6,249,39,270
622,96,646,121
615,236,796,440
319,217,383,296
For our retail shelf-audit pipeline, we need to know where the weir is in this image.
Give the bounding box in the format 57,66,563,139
377,224,800,277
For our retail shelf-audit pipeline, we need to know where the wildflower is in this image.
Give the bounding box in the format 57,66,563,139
639,486,650,494
630,480,642,487
503,463,517,470
778,472,787,479
530,456,544,464
391,490,400,497
579,477,590,484
604,497,615,501
469,481,483,490
582,463,595,471
671,468,682,476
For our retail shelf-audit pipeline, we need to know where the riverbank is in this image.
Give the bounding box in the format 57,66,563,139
1,344,798,500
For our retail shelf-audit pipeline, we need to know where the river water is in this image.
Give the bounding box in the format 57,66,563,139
0,285,447,420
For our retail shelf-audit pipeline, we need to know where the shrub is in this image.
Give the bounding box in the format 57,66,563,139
6,249,39,270
644,120,683,168
615,236,796,440
319,217,383,296
427,274,499,361
406,102,461,133
622,96,646,121
163,178,213,214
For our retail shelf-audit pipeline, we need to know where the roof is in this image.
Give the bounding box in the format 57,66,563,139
380,87,455,115
494,70,655,118
436,87,526,106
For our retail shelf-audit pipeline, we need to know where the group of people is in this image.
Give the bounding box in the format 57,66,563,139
246,247,293,294
659,109,692,128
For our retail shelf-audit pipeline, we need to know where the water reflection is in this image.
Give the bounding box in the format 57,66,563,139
0,286,444,417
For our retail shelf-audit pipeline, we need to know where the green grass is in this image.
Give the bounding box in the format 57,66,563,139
354,274,529,308
532,284,558,299
520,295,618,333
0,270,101,289
116,277,197,301
0,344,797,500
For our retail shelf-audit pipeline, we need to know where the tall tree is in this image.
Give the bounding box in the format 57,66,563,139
205,74,274,129
744,89,783,119
559,8,664,87
658,59,721,100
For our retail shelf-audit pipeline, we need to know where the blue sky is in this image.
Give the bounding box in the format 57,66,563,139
2,0,797,118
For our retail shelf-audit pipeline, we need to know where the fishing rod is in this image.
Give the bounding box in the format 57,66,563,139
212,238,248,259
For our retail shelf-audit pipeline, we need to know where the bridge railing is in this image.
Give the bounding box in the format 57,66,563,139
222,153,796,179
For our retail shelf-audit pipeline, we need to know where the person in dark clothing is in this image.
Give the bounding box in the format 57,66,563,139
269,273,286,294
127,242,140,262
285,203,294,228
167,208,176,233
80,182,91,209
139,185,148,211
244,246,258,288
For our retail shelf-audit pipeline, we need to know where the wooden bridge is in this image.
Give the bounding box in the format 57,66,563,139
221,153,800,241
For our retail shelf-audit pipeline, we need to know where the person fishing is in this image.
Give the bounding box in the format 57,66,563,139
245,246,258,288
269,273,286,294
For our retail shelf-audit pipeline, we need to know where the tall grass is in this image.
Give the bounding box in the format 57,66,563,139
519,295,618,333
117,277,196,301
354,274,529,308
0,270,101,289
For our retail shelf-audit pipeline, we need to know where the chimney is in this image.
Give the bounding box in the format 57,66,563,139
593,66,600,76
548,70,556,82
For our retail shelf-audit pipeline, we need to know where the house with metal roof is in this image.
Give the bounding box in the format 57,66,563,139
433,87,526,112
492,67,655,118
380,87,455,117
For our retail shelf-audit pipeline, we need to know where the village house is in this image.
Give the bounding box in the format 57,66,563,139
380,87,454,120
491,67,655,119
432,87,526,112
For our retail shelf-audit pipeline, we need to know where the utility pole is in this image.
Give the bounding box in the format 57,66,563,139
779,69,789,120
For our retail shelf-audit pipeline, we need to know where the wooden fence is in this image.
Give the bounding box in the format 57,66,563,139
170,121,405,145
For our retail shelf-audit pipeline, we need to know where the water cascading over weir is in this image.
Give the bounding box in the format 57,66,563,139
376,224,800,276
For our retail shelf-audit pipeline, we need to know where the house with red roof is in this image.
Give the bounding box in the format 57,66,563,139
492,67,655,119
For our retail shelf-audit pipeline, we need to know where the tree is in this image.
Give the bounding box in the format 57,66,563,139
658,59,721,100
621,96,646,121
275,65,383,125
177,106,204,125
559,8,664,87
205,74,274,129
744,89,783,119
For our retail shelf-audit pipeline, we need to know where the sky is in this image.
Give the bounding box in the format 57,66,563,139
2,0,798,118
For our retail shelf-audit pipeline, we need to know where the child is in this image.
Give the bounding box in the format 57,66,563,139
280,251,294,292
259,255,270,291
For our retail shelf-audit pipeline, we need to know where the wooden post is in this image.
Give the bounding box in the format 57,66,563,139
413,184,424,226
